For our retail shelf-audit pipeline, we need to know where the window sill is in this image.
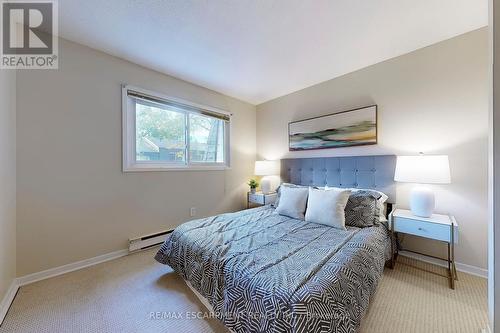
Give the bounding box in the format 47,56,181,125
123,164,230,172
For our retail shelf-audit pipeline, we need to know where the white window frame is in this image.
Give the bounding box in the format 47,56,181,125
122,85,231,172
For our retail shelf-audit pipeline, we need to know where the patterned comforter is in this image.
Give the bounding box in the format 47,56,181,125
155,205,392,333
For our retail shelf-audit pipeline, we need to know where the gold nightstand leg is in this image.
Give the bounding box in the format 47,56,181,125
449,224,456,289
448,243,454,289
452,227,458,281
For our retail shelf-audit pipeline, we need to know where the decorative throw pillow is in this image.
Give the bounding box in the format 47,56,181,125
305,187,351,229
326,186,388,223
350,188,388,223
344,190,382,228
275,185,309,220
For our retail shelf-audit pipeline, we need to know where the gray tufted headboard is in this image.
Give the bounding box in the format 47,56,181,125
280,155,397,202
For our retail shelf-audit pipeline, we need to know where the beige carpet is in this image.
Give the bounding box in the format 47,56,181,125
0,248,487,333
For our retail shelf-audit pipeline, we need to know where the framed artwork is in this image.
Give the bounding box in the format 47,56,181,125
288,105,377,151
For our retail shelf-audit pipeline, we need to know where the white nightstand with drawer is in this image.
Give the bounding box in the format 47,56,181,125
247,192,277,208
390,209,458,289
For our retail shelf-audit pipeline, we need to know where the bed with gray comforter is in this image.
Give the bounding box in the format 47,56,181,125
155,205,392,333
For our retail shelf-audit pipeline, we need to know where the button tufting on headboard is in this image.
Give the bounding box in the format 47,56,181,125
280,155,396,202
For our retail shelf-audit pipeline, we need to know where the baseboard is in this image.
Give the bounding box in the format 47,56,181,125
0,249,130,325
0,280,19,326
398,251,488,279
454,262,488,279
16,249,129,287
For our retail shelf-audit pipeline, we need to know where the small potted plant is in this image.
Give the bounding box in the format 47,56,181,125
248,179,259,194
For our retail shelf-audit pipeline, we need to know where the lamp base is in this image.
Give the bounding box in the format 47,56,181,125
260,177,272,194
410,186,435,218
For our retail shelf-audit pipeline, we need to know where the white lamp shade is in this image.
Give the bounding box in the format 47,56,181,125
394,155,451,184
254,160,280,176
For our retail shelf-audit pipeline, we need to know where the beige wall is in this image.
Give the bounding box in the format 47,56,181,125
257,28,489,270
0,70,16,301
16,38,256,276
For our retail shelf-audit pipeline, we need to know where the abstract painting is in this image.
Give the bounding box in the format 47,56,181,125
289,105,377,151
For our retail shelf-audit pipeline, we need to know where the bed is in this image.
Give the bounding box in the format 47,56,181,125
155,155,396,333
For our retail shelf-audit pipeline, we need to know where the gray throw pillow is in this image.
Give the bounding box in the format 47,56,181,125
344,190,382,228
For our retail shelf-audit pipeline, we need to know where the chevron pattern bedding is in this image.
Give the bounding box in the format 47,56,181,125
155,205,392,333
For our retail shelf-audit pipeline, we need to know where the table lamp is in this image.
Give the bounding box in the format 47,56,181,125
254,160,280,194
394,155,451,218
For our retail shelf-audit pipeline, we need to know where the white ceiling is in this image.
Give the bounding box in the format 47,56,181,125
59,0,488,105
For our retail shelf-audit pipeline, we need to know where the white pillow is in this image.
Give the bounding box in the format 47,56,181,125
275,186,309,219
305,187,351,229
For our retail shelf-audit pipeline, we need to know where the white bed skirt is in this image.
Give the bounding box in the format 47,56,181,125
183,279,238,332
183,278,215,313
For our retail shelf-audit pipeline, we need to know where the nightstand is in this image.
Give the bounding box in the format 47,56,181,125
390,208,458,289
247,192,277,208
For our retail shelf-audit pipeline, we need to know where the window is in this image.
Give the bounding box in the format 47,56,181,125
123,86,230,171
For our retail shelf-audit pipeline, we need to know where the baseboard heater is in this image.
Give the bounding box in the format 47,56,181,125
128,229,173,252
